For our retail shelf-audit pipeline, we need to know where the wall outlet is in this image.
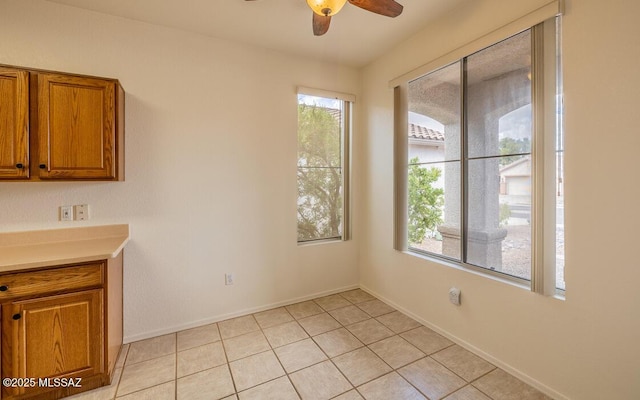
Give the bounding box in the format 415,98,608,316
75,204,89,220
449,287,461,306
225,273,234,285
60,205,73,221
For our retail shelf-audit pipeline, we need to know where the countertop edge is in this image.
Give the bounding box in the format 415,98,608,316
0,225,130,273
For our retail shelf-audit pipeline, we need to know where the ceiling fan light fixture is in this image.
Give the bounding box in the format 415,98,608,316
306,0,348,16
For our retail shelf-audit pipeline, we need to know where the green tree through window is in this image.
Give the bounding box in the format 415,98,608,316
499,137,531,166
297,103,343,241
407,157,444,244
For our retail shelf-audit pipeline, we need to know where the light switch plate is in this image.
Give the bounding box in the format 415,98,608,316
60,205,73,221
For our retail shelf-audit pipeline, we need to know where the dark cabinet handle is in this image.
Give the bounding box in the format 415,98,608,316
16,163,24,169
12,313,21,320
39,164,46,169
0,285,8,291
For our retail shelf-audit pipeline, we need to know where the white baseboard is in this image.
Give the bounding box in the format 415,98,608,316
359,284,569,400
123,283,359,343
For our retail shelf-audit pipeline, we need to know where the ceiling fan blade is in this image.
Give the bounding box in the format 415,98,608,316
348,0,403,17
312,13,331,36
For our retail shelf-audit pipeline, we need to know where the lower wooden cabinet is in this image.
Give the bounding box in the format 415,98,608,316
2,290,103,399
0,255,123,399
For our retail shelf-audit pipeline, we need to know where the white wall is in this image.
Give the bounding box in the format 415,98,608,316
0,0,360,342
359,0,640,399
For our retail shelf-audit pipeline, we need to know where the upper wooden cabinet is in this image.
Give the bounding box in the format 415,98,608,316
0,69,29,179
0,65,124,181
38,73,122,179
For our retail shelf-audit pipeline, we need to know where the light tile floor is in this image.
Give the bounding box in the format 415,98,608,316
68,289,551,400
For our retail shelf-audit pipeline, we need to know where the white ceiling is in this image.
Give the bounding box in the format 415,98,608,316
45,0,469,67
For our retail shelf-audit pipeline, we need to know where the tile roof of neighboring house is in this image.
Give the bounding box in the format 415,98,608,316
409,123,444,141
306,105,445,142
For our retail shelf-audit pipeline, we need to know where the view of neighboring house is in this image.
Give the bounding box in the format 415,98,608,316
408,121,539,203
408,123,446,185
408,119,564,287
408,123,445,161
499,156,531,196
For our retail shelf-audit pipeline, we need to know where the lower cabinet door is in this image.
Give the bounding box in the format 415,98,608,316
1,289,104,399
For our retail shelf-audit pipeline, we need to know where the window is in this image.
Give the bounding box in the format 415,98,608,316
396,16,564,294
297,89,352,243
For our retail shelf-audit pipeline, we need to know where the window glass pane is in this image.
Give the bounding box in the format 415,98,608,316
401,20,563,293
555,16,565,291
408,62,461,163
408,161,461,261
297,167,343,241
464,30,532,281
297,100,342,168
407,62,462,259
466,157,531,280
297,94,343,242
466,30,532,160
556,161,564,289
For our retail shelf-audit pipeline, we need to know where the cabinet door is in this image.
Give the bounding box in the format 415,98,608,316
0,68,29,179
1,289,104,398
37,73,116,179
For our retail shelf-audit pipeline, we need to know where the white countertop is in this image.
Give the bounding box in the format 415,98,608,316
0,224,129,273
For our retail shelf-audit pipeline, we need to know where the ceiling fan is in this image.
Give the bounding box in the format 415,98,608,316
245,0,404,36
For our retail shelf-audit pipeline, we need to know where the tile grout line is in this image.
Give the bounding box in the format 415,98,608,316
115,340,176,400
310,292,360,398
263,299,344,399
336,291,428,397
229,311,303,395
265,306,306,400
111,344,129,400
467,367,501,400
174,332,178,400
257,291,418,399
423,345,499,396
123,292,387,398
309,292,443,400
119,292,381,399
225,314,261,396
252,306,301,399
366,311,499,400
261,293,355,397
120,289,533,400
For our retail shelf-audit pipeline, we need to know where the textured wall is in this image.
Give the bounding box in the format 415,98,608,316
0,0,360,342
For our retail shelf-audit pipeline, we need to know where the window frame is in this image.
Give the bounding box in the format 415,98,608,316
296,87,353,244
392,4,564,295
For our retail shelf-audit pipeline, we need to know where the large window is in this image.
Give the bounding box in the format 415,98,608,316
396,17,564,294
297,90,351,243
